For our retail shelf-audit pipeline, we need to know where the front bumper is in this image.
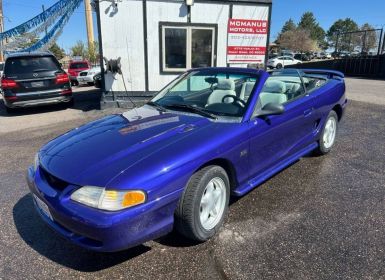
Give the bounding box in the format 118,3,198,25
26,166,181,252
77,75,94,84
5,95,72,108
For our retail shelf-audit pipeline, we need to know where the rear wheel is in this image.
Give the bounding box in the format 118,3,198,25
175,165,230,241
315,110,338,155
5,106,16,114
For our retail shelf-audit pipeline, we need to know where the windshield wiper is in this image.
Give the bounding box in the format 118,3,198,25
146,101,167,112
164,104,217,120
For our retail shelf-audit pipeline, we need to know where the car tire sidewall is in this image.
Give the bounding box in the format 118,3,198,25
276,63,283,69
176,166,230,241
318,110,338,154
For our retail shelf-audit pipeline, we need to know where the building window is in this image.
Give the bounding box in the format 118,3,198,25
161,24,216,73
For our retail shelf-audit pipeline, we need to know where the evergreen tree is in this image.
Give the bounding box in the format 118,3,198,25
327,18,359,50
298,12,326,48
49,43,65,60
281,19,296,33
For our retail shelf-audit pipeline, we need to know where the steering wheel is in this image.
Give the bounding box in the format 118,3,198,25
221,95,246,107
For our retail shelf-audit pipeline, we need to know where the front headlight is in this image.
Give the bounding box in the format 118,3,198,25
70,186,146,211
33,153,39,171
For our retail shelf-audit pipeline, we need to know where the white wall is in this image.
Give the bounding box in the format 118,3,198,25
146,1,188,91
99,1,270,93
190,3,230,67
100,0,146,92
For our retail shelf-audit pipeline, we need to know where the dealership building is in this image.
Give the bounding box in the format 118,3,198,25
95,0,272,106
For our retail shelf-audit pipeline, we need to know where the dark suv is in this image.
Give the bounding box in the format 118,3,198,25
1,52,72,113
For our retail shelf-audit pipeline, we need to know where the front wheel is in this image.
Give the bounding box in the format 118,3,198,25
276,63,283,69
175,165,230,241
315,110,338,155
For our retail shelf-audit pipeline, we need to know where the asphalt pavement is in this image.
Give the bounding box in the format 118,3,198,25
0,85,385,279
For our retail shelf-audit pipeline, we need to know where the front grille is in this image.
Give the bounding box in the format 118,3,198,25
79,72,88,76
40,167,69,191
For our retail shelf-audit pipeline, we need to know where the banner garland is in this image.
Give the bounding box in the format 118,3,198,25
0,0,74,41
3,0,82,54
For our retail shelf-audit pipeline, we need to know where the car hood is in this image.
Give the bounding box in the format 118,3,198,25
39,106,213,187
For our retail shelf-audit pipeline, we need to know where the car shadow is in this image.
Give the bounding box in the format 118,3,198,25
13,194,150,272
0,88,102,117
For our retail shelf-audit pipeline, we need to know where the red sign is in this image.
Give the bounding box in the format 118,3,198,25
227,19,268,34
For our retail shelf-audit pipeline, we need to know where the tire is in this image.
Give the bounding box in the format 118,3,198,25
66,98,74,108
175,165,230,241
276,63,283,69
87,82,94,86
5,106,16,114
315,110,338,155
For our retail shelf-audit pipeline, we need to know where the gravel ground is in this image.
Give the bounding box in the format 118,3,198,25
0,85,385,279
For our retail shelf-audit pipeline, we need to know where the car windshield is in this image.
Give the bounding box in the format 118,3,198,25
4,56,60,75
151,70,259,118
69,62,88,69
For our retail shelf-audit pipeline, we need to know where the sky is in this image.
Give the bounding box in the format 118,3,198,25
270,0,385,41
3,0,385,52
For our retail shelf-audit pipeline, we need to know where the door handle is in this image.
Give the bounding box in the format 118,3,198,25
303,108,313,116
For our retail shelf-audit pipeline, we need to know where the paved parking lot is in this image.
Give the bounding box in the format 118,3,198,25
0,81,385,279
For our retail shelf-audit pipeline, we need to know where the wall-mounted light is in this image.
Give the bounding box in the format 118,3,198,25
186,0,194,6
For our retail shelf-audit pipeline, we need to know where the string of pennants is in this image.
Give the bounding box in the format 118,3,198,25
0,0,82,54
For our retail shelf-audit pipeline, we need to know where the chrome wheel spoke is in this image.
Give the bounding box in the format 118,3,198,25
199,177,226,230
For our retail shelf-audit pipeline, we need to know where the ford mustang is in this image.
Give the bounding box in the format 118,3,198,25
27,67,347,252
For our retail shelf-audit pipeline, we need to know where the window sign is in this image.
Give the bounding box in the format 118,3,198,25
227,19,268,64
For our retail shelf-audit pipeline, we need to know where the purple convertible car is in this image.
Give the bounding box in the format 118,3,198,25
27,68,347,252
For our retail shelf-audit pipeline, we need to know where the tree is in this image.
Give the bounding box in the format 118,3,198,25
281,19,296,34
86,41,99,64
279,28,318,53
70,40,87,58
49,43,65,60
275,19,297,44
298,12,326,48
70,40,99,63
327,18,359,51
360,23,377,53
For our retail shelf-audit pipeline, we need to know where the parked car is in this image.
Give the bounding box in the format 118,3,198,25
268,53,279,59
0,62,4,78
1,52,72,113
281,50,295,57
77,67,101,86
294,53,310,61
93,73,102,88
67,60,90,86
267,56,302,69
27,67,347,252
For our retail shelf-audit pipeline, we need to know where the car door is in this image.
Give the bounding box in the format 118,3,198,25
286,57,296,66
247,70,318,180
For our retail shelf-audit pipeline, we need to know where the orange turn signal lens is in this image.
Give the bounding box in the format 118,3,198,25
122,191,146,207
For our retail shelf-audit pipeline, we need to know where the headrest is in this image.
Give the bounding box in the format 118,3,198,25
262,80,286,94
216,79,235,90
242,82,255,97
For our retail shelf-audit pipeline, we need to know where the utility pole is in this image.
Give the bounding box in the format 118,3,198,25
84,0,94,49
0,0,4,62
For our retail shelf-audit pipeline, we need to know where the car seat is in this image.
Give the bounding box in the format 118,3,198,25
259,80,287,107
239,82,255,102
206,79,236,105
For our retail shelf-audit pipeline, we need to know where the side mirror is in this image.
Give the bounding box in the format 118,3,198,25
257,102,284,117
